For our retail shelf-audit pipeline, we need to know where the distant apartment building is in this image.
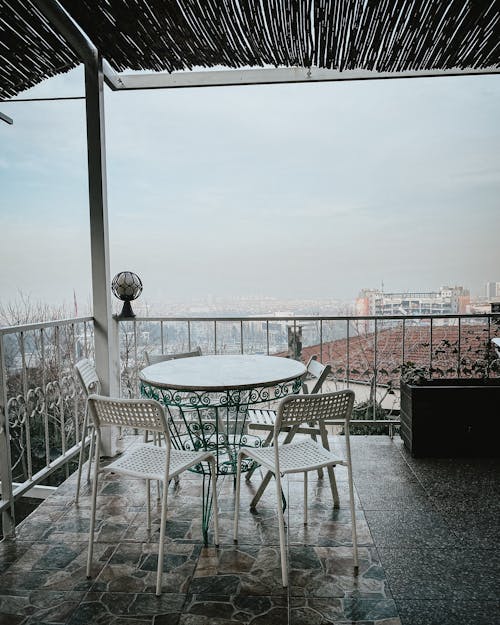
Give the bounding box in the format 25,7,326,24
486,281,500,299
356,286,470,317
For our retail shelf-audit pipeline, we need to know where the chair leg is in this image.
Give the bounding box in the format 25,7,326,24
153,432,162,501
86,427,95,484
303,472,308,525
347,460,359,573
246,430,273,481
233,452,243,541
146,479,151,531
209,458,219,546
343,425,359,574
309,429,324,479
75,408,89,503
250,469,273,509
275,471,288,587
319,423,340,507
250,426,300,509
156,471,170,596
327,465,340,508
86,442,100,578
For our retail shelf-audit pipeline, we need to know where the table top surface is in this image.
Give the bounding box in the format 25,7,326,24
139,354,306,392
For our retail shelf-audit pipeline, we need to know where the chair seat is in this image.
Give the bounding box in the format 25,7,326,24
247,408,277,429
103,443,212,481
244,439,345,474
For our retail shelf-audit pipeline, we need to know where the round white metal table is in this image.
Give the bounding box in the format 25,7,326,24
139,355,306,460
139,355,306,542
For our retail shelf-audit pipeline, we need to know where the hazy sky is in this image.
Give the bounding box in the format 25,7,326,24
1,66,499,310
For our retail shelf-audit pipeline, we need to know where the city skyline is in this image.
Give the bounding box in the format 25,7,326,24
1,67,499,308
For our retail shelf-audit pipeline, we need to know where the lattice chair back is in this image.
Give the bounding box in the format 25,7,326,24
275,390,355,435
145,346,202,366
75,359,101,396
87,395,168,435
302,356,332,394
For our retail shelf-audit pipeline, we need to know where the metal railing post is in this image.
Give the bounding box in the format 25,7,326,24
429,317,433,378
373,318,378,420
346,320,350,389
457,317,462,376
320,320,323,363
0,334,15,536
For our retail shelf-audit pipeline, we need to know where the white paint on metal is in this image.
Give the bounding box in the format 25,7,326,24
84,56,120,456
0,335,15,535
105,66,500,92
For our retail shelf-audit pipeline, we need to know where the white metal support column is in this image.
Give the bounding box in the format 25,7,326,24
85,53,119,456
32,0,120,456
0,335,15,536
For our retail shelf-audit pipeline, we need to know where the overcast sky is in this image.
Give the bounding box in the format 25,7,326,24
1,66,499,310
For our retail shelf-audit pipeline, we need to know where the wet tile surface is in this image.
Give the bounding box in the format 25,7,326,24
0,436,498,624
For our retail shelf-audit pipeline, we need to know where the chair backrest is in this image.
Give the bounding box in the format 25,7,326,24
87,394,168,434
145,346,202,366
275,390,355,435
75,359,101,396
302,356,332,394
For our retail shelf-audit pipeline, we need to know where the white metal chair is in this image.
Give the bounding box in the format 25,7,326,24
246,356,334,498
144,346,202,366
247,355,332,439
143,347,203,480
234,390,358,587
86,395,219,596
74,359,101,503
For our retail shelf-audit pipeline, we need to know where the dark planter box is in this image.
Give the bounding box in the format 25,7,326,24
400,378,500,458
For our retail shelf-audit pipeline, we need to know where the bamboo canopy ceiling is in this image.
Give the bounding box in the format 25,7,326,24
2,0,500,99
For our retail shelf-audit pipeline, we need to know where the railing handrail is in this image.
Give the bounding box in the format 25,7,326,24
0,313,496,334
0,316,94,336
128,313,498,323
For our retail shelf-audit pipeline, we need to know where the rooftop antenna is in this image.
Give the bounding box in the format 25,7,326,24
381,280,384,293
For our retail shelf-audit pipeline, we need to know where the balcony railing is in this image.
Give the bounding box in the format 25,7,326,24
118,313,500,399
1,311,498,536
0,317,94,535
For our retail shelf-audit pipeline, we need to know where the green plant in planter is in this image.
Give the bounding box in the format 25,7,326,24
399,336,500,457
400,361,431,385
401,337,500,385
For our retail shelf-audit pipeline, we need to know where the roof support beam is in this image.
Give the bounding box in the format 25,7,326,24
31,0,96,64
105,66,500,92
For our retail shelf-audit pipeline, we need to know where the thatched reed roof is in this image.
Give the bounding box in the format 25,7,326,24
2,0,500,99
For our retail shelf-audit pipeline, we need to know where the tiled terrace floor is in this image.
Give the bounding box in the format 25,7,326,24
1,436,499,625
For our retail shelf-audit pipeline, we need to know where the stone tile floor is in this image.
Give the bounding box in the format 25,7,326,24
0,436,498,625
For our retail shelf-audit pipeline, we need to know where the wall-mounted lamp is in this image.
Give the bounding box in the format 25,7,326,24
111,271,143,318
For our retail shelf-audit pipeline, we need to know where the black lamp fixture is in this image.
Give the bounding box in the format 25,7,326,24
111,271,143,318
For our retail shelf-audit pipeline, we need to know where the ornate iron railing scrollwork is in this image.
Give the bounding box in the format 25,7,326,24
140,376,302,476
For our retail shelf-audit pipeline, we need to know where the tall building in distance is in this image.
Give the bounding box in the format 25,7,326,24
356,286,470,316
485,282,500,299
